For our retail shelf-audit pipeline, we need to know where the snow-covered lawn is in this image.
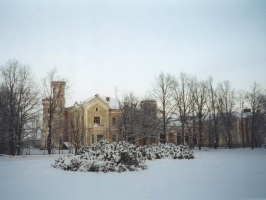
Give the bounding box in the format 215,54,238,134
0,148,265,200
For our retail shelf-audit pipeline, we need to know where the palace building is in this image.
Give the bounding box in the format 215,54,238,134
41,81,122,149
66,94,121,146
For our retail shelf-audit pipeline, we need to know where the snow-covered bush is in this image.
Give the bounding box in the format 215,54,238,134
52,140,147,173
52,140,194,173
138,142,194,160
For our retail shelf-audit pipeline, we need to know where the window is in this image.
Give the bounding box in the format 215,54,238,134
94,117,100,124
97,134,103,142
112,133,117,142
112,117,116,126
169,134,175,144
92,135,94,144
151,136,156,144
96,107,98,112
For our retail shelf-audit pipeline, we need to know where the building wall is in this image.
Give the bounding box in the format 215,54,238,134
58,95,122,148
161,114,263,148
196,116,255,148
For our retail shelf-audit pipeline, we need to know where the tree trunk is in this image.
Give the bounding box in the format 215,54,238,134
198,131,202,150
213,123,218,149
17,146,21,155
17,134,21,155
75,146,78,155
213,131,218,149
251,113,255,149
241,118,245,148
9,139,14,156
9,129,14,156
47,134,52,154
228,132,231,149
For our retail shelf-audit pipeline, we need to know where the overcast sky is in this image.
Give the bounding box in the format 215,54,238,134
1,0,266,107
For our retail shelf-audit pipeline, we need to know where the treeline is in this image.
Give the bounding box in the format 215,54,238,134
0,59,265,155
117,72,266,149
0,60,41,155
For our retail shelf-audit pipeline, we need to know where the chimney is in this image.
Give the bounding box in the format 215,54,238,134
95,94,99,97
106,97,110,102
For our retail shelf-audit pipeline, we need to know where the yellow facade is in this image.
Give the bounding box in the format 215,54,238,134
65,94,121,147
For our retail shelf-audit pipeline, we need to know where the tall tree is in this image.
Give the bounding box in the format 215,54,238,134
172,73,194,144
66,108,84,155
139,98,158,144
192,79,208,150
151,72,175,143
0,59,40,155
0,85,10,153
28,116,41,140
42,69,67,154
117,92,140,143
246,82,263,149
237,90,247,148
206,77,221,149
257,93,266,146
217,81,236,149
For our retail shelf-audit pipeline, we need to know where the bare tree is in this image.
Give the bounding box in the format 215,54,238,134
42,69,67,154
237,90,247,148
0,86,10,153
66,109,84,155
139,98,158,144
28,116,41,140
257,93,266,146
172,73,194,144
191,79,209,150
246,82,263,149
217,81,237,149
206,77,221,149
151,72,175,143
117,92,140,143
0,59,40,155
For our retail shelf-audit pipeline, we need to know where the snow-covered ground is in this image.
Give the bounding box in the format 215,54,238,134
0,148,265,200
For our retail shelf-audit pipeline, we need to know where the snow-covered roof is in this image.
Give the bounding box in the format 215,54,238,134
166,111,253,126
81,95,120,109
234,112,253,119
204,111,253,119
63,142,73,149
168,118,182,126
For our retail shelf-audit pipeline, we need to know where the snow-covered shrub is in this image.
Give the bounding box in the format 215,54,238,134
52,140,147,173
176,143,194,159
52,140,194,173
138,142,194,160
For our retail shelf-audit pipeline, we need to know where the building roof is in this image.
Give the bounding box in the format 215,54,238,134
168,118,182,126
234,111,253,119
81,94,120,109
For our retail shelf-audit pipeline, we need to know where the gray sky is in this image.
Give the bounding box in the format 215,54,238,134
1,0,266,106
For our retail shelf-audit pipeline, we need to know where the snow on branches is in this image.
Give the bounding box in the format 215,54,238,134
52,140,194,173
